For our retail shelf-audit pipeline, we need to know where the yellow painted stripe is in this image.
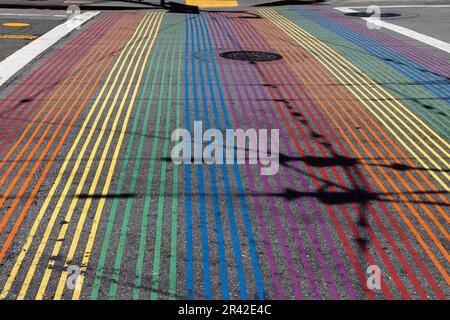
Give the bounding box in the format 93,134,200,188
260,8,450,191
8,13,154,300
0,34,37,40
266,9,450,160
0,14,141,301
58,13,163,300
259,8,450,283
186,0,238,7
35,12,163,300
3,22,30,27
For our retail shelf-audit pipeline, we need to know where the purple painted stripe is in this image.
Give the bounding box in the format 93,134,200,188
206,13,293,299
212,12,332,299
220,11,358,299
219,15,334,299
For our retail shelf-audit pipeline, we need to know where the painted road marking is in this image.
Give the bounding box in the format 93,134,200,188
303,8,450,136
0,13,137,300
0,13,67,18
219,11,346,299
256,8,446,298
186,0,238,7
0,8,448,301
24,12,163,300
0,11,99,88
336,7,450,53
260,8,450,286
2,22,30,27
0,35,37,39
196,13,266,300
57,12,163,301
64,1,93,3
268,8,450,189
343,5,450,9
90,16,173,300
20,13,154,299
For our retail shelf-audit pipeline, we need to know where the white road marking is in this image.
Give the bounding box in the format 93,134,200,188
342,5,450,9
0,11,99,88
335,7,360,13
336,6,450,54
64,1,93,3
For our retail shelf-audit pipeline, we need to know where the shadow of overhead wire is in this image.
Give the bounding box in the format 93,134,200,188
75,193,136,199
243,188,449,207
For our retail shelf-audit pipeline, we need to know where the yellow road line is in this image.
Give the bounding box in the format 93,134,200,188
0,14,142,301
35,12,163,300
0,34,37,40
270,9,450,156
6,13,154,300
259,8,450,282
57,13,163,300
186,0,238,7
2,22,30,27
260,9,450,191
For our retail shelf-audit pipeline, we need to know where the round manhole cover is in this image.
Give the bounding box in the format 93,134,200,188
344,12,401,18
220,51,283,62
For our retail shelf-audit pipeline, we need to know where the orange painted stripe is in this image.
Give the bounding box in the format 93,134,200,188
255,12,448,291
246,14,414,299
0,14,134,221
0,14,139,261
255,11,449,288
223,12,382,299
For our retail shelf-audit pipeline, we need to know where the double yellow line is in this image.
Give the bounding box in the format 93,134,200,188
0,11,164,300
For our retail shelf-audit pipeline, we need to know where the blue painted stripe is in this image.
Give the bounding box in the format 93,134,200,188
296,9,450,110
188,15,212,299
193,16,233,300
184,15,194,300
197,16,247,298
199,14,265,299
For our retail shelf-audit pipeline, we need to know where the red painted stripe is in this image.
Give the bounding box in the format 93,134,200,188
229,11,437,299
0,15,116,156
224,13,384,299
0,13,116,115
0,14,140,263
250,13,445,298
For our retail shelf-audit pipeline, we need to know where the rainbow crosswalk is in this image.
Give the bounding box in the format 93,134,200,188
0,6,448,300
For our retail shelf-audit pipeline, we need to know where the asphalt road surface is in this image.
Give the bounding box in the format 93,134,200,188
0,0,448,300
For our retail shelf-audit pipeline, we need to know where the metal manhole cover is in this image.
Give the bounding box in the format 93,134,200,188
226,12,262,19
220,51,283,62
344,12,401,18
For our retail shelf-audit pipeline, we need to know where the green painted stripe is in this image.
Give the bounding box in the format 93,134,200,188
89,18,166,300
112,36,168,300
169,24,183,300
281,8,449,137
88,14,160,300
133,24,172,300
150,21,180,301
